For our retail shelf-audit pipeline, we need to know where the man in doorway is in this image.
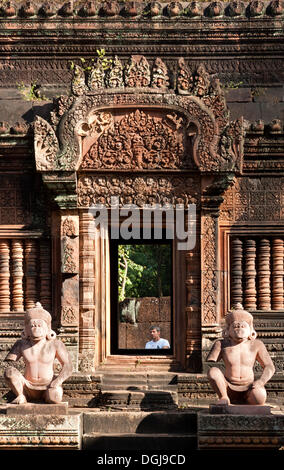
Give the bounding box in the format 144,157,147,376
145,326,170,349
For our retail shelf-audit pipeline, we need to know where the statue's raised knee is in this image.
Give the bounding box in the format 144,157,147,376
4,366,20,381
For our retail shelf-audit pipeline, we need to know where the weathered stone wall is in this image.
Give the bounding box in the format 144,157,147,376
119,297,171,349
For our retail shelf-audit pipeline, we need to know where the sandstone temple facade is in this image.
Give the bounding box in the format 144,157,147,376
0,0,283,410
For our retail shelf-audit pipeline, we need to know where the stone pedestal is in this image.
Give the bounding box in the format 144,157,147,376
5,402,68,416
0,404,80,449
198,412,284,450
209,403,272,415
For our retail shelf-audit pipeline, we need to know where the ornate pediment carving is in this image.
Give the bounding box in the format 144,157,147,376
80,109,193,170
33,55,244,177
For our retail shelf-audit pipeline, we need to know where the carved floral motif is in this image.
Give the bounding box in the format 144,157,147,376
77,174,200,208
201,215,218,324
62,241,77,273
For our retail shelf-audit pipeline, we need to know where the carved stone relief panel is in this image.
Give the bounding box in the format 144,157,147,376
77,173,200,208
220,176,284,222
80,109,193,171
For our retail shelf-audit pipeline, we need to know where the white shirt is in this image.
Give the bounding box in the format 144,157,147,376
145,338,170,349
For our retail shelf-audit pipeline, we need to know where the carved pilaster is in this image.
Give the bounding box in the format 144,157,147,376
79,211,95,368
0,240,10,312
244,239,257,311
11,240,24,312
231,238,243,308
185,229,201,371
59,215,80,371
25,239,38,309
201,214,218,325
39,239,52,312
258,238,271,310
272,238,283,310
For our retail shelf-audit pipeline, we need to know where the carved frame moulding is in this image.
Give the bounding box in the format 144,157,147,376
33,57,244,372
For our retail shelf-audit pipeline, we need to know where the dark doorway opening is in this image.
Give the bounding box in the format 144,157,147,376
110,232,173,355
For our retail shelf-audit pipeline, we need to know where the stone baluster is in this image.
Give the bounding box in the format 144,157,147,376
0,240,10,312
272,238,283,310
231,238,243,308
24,239,38,309
11,239,24,311
39,239,52,312
258,238,271,310
244,239,257,310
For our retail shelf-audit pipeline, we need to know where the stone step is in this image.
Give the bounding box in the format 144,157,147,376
102,373,147,381
83,411,197,434
100,384,148,391
82,433,197,451
100,384,177,391
98,390,178,410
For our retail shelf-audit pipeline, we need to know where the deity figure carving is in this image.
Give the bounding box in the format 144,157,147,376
4,303,72,404
207,304,275,405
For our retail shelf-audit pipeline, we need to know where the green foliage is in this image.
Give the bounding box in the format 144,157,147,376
224,80,244,89
69,48,112,73
118,244,171,302
17,80,47,101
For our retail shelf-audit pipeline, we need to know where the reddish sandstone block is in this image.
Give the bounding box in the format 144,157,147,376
136,297,159,323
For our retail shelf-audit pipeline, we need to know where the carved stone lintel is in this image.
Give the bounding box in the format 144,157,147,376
78,173,200,208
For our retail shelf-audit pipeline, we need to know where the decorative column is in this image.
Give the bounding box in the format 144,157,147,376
258,238,271,310
272,238,283,310
11,240,24,311
79,211,96,372
25,239,38,309
200,193,223,371
0,240,10,312
244,239,257,310
231,238,243,308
